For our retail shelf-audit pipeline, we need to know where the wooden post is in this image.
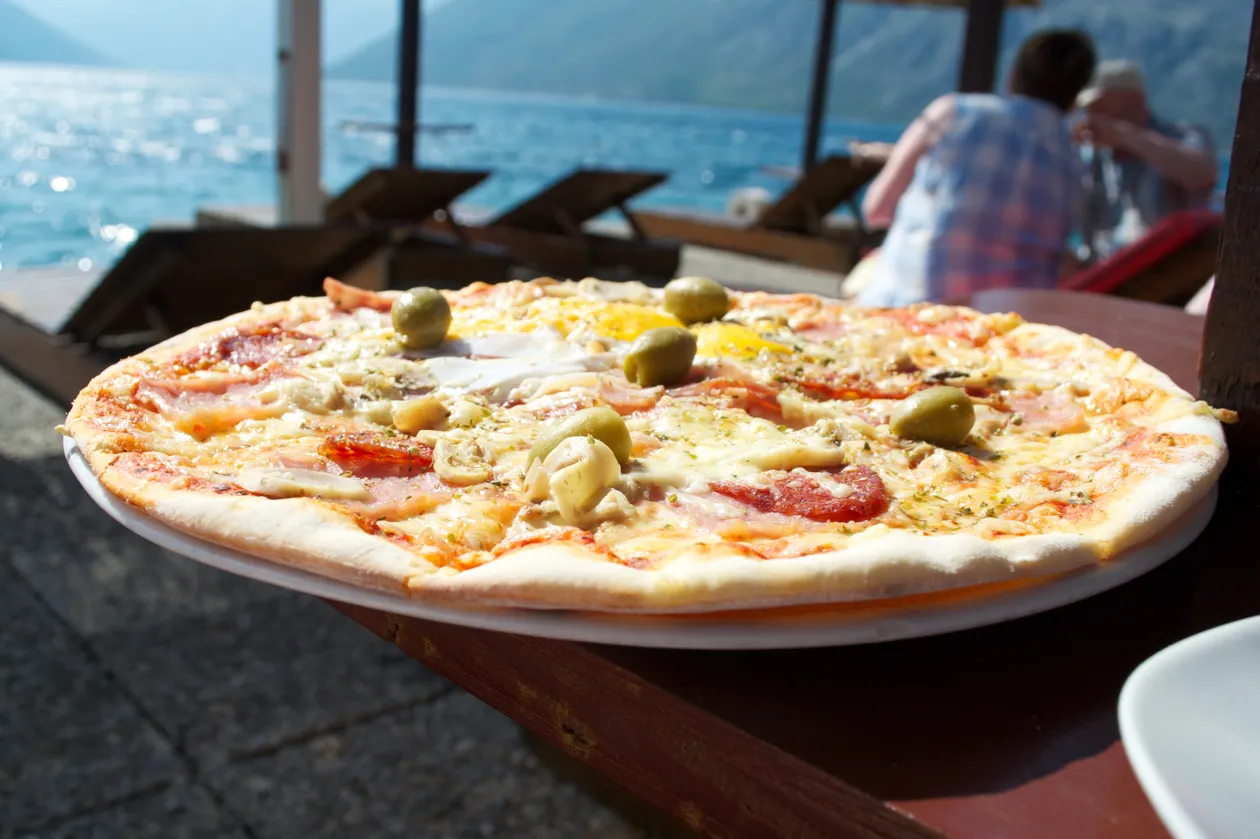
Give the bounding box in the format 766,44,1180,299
801,0,840,172
1200,0,1260,472
957,0,1005,93
277,0,322,224
396,0,421,168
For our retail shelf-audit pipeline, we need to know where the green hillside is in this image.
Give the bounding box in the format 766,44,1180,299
0,0,111,66
329,0,1248,148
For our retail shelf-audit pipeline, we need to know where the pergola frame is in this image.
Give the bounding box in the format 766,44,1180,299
275,0,1038,220
801,0,1038,170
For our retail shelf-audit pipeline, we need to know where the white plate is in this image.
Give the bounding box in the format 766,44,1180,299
1120,616,1260,839
66,436,1217,650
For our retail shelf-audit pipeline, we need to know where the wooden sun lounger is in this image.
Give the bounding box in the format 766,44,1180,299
199,167,515,290
425,169,681,284
1061,209,1223,306
0,226,387,406
631,154,882,275
323,167,488,226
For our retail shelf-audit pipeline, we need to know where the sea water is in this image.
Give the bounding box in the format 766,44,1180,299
0,63,1231,275
0,63,903,273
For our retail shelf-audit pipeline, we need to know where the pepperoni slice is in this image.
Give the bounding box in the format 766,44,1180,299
709,465,889,523
797,376,917,402
319,432,434,478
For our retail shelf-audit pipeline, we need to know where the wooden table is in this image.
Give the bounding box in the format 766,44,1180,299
334,289,1260,839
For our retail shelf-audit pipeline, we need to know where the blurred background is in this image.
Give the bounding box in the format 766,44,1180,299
0,0,1244,274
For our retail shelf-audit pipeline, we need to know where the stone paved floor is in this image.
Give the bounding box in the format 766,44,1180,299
0,366,653,838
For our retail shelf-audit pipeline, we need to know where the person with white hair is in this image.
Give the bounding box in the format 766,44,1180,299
1074,60,1219,260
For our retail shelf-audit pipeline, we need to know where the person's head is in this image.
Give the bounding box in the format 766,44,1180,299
1007,29,1097,113
1075,60,1150,125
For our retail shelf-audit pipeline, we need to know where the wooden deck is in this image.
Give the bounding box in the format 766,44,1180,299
194,202,849,298
0,266,102,332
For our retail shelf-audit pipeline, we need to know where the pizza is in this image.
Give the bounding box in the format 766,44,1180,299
62,276,1234,613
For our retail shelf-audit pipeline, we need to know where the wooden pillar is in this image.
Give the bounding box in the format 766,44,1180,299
277,0,322,223
1200,0,1260,471
396,0,422,168
801,0,840,172
957,0,1004,93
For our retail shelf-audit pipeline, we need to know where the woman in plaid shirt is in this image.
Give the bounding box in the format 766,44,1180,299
854,30,1097,307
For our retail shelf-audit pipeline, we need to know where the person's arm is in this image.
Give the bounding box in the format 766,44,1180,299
1078,117,1217,191
848,141,895,167
860,95,956,228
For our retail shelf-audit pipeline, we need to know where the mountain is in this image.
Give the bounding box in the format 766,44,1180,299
329,0,1249,148
8,0,407,75
0,0,111,66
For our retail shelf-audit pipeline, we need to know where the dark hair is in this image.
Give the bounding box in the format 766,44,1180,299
1008,29,1097,112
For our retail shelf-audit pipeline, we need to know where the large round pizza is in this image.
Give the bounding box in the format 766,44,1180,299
62,277,1233,613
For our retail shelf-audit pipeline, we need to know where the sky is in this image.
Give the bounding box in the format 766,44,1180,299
11,0,446,75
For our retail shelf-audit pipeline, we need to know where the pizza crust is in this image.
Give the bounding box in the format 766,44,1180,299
86,445,433,593
74,415,1221,614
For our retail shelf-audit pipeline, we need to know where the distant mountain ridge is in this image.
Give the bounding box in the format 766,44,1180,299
8,0,444,76
0,0,110,66
330,0,1248,149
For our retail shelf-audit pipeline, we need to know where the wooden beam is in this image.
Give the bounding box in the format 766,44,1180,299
276,0,322,224
1200,0,1260,471
957,0,1005,93
396,0,421,167
802,0,840,172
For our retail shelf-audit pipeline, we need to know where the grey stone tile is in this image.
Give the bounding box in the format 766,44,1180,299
14,783,246,839
7,453,278,638
209,690,647,839
0,367,67,462
0,653,183,834
91,592,450,767
0,562,78,671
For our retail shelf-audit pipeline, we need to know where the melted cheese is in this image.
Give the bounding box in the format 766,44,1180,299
110,277,1218,569
234,468,371,501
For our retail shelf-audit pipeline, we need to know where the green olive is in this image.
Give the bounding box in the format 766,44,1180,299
889,386,976,448
623,327,697,387
391,287,452,349
527,406,632,468
663,276,730,324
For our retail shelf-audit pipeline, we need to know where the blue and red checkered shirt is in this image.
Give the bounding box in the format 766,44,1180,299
858,94,1083,307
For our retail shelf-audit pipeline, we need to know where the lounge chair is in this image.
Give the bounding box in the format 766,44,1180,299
425,169,681,284
198,167,515,289
0,225,388,406
631,154,882,275
1060,209,1223,306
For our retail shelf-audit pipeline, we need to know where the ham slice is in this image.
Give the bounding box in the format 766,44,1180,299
669,377,783,421
324,278,395,313
597,375,664,415
349,473,454,519
134,376,289,439
667,493,828,539
1005,391,1087,435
